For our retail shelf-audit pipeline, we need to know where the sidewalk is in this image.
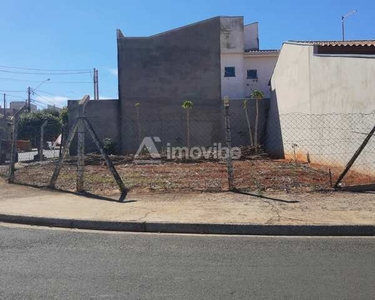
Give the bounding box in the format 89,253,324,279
0,179,374,235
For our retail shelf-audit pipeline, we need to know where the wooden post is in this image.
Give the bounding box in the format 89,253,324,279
334,124,375,188
76,118,85,192
83,117,127,201
0,128,2,164
48,95,127,201
223,96,234,191
8,104,27,183
49,119,80,188
76,95,89,192
39,120,48,161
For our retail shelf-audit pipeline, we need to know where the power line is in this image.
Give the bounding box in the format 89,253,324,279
36,89,72,99
32,92,56,105
0,89,26,93
5,94,26,100
30,99,46,106
0,77,92,84
33,92,67,108
0,69,91,75
0,64,91,72
31,99,62,109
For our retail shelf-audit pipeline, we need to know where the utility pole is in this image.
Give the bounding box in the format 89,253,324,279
96,69,99,100
93,68,99,100
27,87,31,112
3,93,5,119
93,68,96,100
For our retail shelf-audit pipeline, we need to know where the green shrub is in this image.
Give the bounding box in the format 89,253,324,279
102,137,117,155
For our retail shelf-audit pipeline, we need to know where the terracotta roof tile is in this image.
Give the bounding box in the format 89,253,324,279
287,40,375,47
245,49,280,53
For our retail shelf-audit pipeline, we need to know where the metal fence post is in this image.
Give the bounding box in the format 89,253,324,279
334,124,375,188
8,104,27,183
39,120,48,161
223,96,234,191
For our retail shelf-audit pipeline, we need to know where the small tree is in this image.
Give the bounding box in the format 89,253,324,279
182,100,193,149
243,99,254,147
18,111,61,150
102,137,117,155
250,89,264,153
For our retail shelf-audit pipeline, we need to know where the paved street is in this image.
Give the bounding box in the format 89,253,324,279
0,225,374,299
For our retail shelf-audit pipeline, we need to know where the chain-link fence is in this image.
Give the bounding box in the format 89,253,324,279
265,112,375,188
2,99,375,197
0,108,64,182
0,115,12,178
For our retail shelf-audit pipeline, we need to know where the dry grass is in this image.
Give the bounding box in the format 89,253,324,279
1,154,373,197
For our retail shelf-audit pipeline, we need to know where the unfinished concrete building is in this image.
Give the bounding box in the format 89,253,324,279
69,16,278,154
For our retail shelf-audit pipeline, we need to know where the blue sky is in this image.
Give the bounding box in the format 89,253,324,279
0,0,373,109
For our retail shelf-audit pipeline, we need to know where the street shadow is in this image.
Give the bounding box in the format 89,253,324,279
10,181,136,204
338,184,375,193
232,188,300,204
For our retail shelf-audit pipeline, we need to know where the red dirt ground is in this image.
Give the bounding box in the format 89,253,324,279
0,155,373,196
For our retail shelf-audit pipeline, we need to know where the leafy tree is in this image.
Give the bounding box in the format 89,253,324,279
18,111,61,149
182,100,193,149
250,89,264,153
59,107,69,127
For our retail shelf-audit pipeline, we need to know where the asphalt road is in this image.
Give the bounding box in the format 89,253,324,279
0,225,374,300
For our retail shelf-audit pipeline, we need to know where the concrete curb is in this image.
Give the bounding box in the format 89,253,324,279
1,214,375,236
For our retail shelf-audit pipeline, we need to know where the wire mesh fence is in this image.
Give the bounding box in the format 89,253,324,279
2,100,375,196
0,108,64,183
267,112,375,188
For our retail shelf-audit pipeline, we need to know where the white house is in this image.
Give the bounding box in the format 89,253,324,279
220,19,279,99
10,101,37,112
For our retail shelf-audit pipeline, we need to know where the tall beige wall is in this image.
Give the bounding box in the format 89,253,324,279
269,43,375,176
310,54,375,114
270,44,311,114
272,43,375,114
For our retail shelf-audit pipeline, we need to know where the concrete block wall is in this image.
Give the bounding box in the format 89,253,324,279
68,100,121,155
117,17,223,153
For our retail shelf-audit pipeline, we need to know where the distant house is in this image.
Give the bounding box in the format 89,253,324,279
1,103,25,118
268,40,375,173
46,105,62,113
10,101,37,112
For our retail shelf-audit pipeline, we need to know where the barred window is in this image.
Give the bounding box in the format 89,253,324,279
247,69,258,79
224,67,236,77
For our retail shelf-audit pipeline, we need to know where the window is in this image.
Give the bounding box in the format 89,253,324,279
224,67,236,77
247,69,258,79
